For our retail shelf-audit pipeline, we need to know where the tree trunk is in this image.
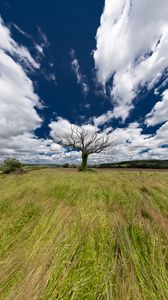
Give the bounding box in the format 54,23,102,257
81,152,88,170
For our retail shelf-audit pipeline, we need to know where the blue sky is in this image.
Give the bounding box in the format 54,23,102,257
0,0,168,164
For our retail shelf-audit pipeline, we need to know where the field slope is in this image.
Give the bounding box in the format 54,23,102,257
0,169,168,300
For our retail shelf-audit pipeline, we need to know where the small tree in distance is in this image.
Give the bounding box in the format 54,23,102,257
1,158,22,174
55,126,110,171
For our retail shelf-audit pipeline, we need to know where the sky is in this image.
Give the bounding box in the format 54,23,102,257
0,0,168,165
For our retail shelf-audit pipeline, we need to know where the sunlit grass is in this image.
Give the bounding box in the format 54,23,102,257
0,169,168,299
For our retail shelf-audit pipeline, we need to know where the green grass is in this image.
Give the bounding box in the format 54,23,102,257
0,169,168,299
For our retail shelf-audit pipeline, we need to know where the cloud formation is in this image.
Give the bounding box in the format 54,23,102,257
70,49,89,97
49,117,99,141
145,90,168,126
0,17,53,162
0,17,42,138
1,3,168,166
0,18,83,165
94,0,168,120
49,116,168,164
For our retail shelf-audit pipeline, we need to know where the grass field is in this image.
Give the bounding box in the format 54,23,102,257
0,169,168,300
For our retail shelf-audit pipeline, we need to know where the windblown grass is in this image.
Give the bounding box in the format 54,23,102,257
0,169,168,299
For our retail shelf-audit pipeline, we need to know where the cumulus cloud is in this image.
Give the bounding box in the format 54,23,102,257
0,17,55,162
0,18,83,165
145,89,168,126
93,110,114,127
49,117,99,140
70,49,89,96
94,0,168,120
1,9,168,165
0,132,67,164
49,116,168,164
90,121,168,164
0,17,42,139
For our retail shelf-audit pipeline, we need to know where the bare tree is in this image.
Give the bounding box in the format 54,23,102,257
55,126,110,170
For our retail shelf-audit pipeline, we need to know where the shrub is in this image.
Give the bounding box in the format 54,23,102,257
63,163,69,168
78,166,97,173
1,158,22,174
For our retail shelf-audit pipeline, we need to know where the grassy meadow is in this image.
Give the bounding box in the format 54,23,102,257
0,169,168,299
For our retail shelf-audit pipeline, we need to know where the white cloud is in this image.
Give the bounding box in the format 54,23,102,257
83,103,91,109
0,20,39,70
0,20,76,165
94,0,168,120
13,24,34,41
41,71,57,85
13,23,55,72
38,26,49,48
49,117,98,140
70,49,89,96
49,116,168,164
93,110,114,127
0,17,54,162
89,121,168,164
0,17,42,139
1,12,168,165
145,89,168,126
0,132,67,164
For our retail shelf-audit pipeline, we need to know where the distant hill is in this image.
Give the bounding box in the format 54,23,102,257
98,160,168,169
20,160,168,170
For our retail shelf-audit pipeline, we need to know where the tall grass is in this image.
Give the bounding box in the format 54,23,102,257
0,169,168,299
